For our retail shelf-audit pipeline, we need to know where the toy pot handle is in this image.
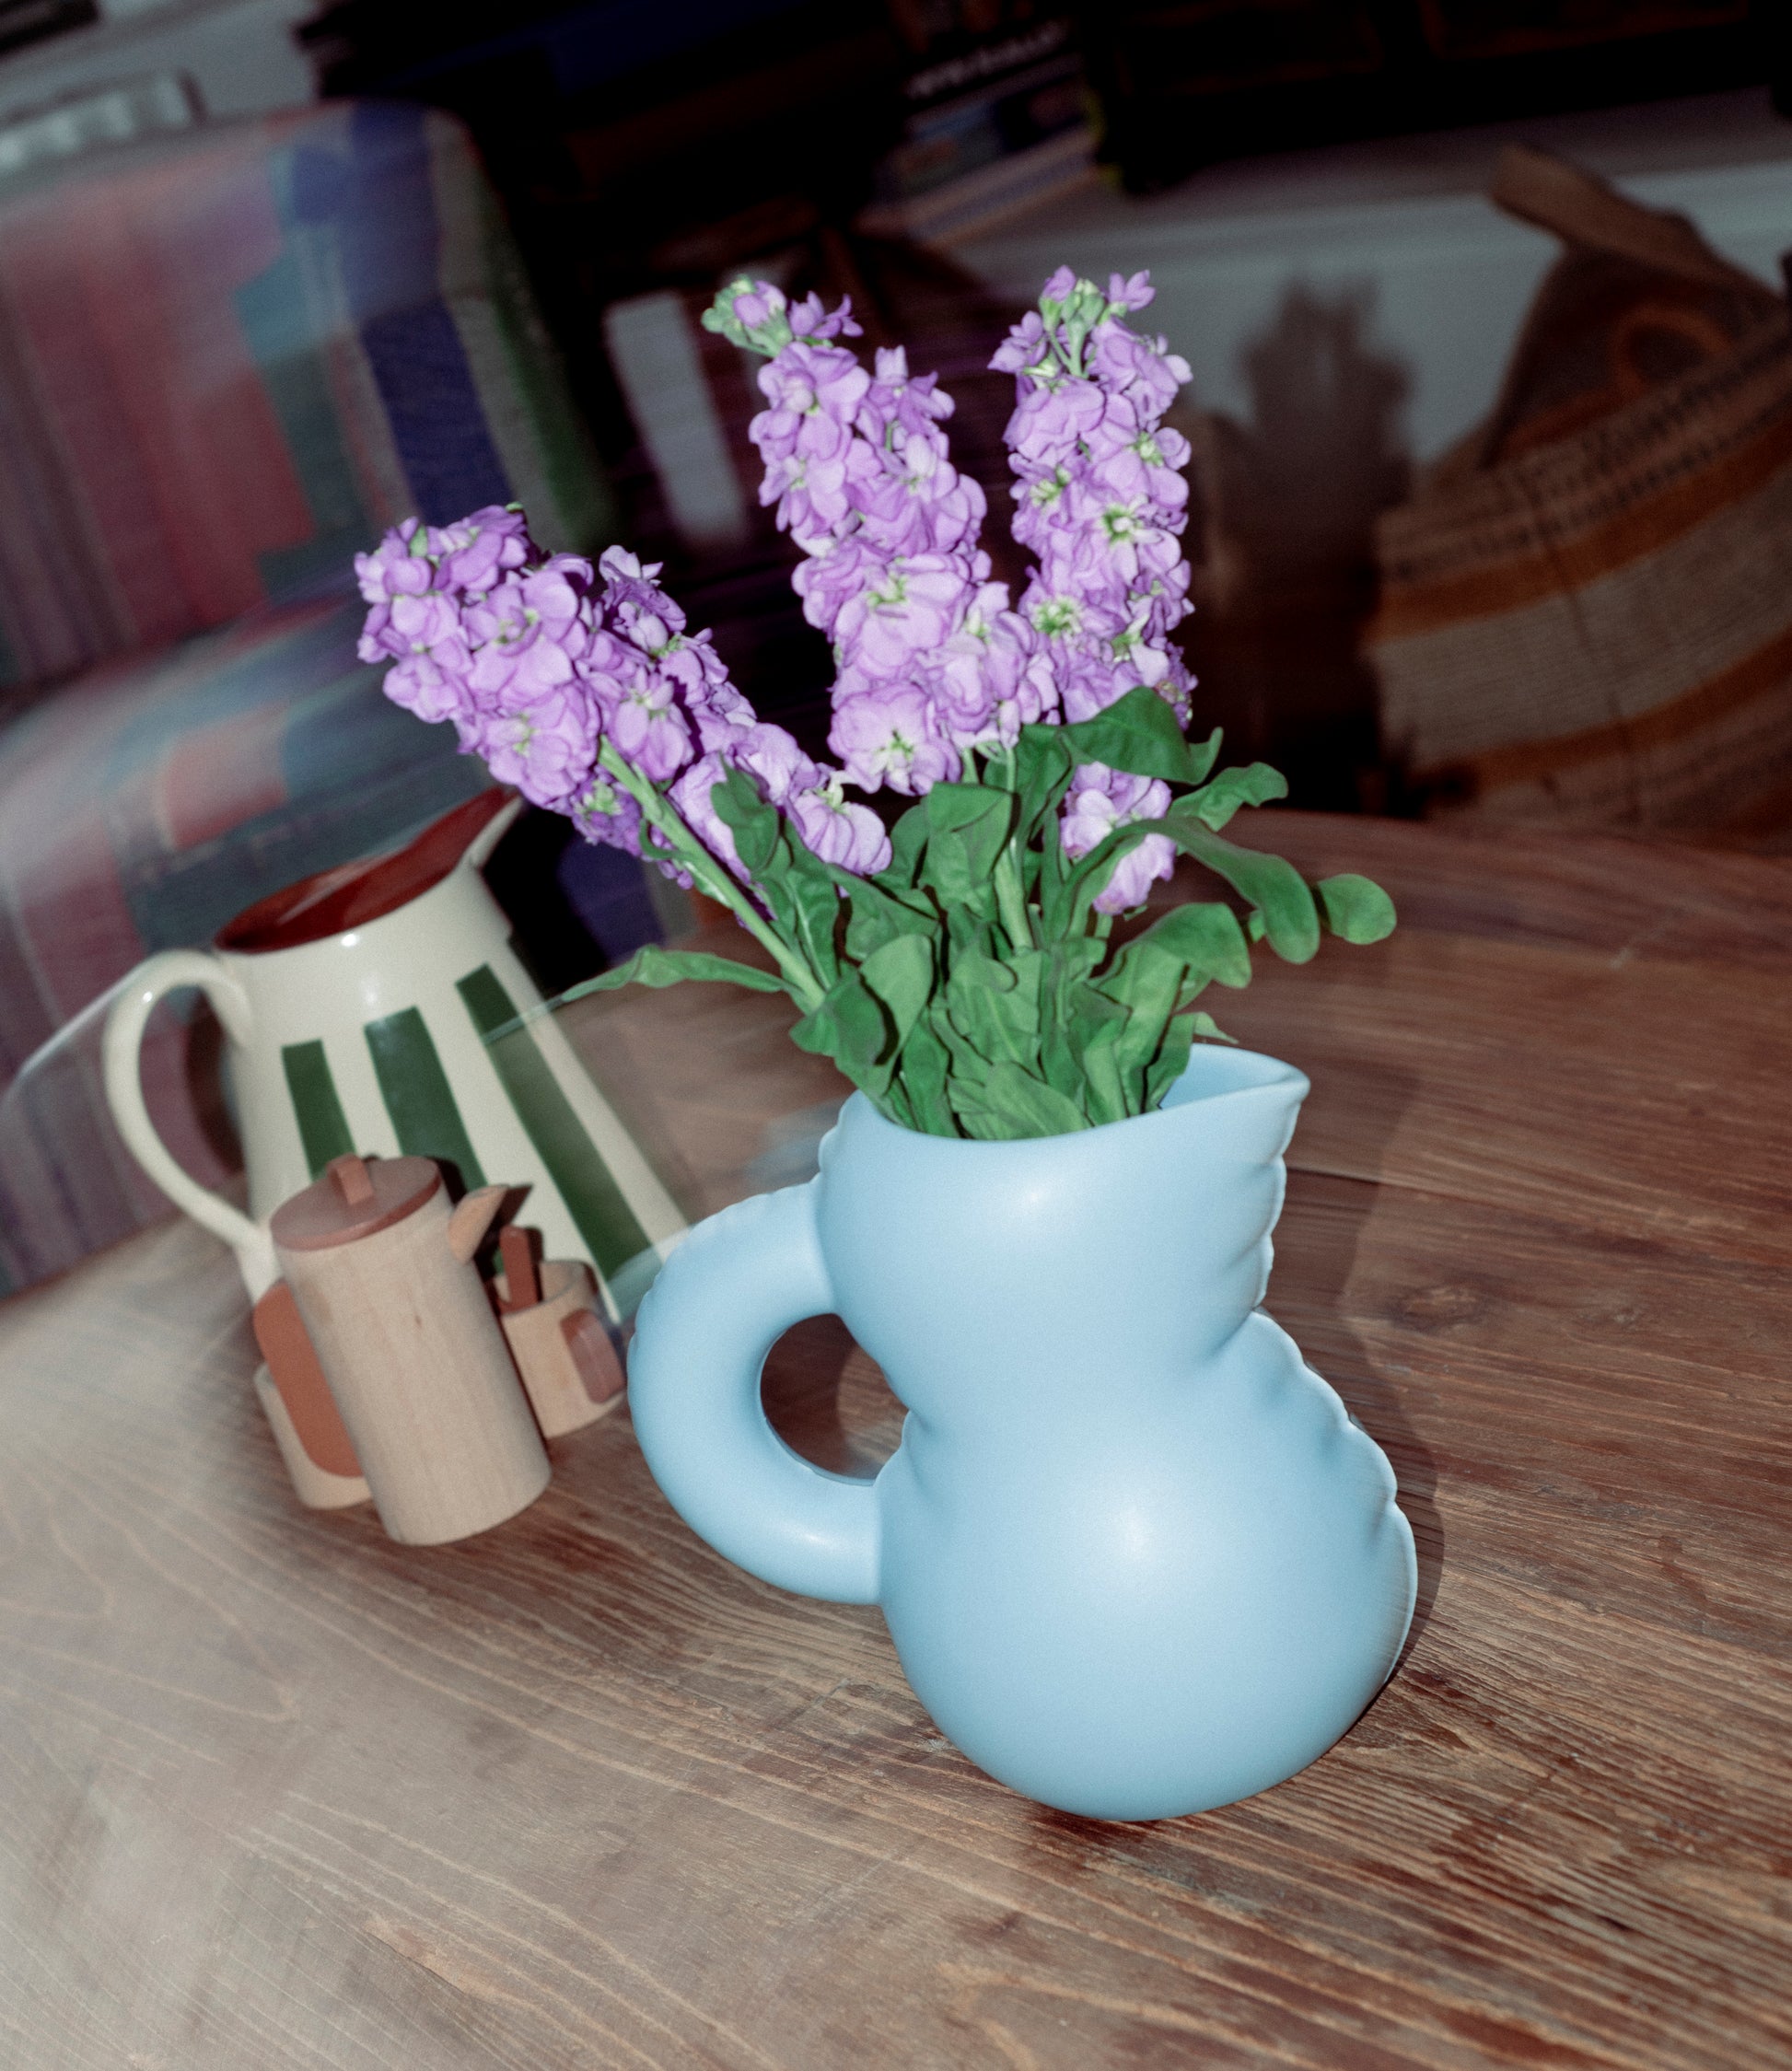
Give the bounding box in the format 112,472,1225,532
626,1184,880,1605
102,949,277,1297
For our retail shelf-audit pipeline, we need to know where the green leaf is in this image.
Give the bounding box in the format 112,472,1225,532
1039,937,1106,1099
1183,762,1288,832
788,877,843,983
1184,726,1223,786
838,873,934,960
944,949,1041,1068
894,1018,957,1136
789,969,893,1096
885,802,929,890
1146,1006,1236,1111
1068,995,1132,1125
1145,1011,1198,1112
1112,901,1252,990
549,946,788,1006
1012,724,1076,841
858,933,935,1048
1061,686,1217,786
1161,814,1321,964
951,1061,1088,1141
1106,940,1186,1111
1318,873,1397,944
711,768,782,877
919,784,1014,910
774,834,844,983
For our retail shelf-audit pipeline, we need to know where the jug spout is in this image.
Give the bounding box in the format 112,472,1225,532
461,794,522,873
447,1185,509,1263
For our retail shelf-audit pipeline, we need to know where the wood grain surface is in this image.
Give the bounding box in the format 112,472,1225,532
0,813,1786,2069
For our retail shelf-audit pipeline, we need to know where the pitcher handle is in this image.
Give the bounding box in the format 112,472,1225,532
102,950,277,1295
627,1183,880,1605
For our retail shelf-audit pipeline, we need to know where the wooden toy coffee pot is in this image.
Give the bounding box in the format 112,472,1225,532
271,1154,550,1545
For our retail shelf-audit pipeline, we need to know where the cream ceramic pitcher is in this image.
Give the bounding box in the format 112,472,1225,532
103,790,685,1316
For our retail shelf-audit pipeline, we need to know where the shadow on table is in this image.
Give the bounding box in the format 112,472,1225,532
1261,1046,1442,1693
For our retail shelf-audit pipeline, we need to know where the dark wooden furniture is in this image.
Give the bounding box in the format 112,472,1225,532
1,813,1786,2067
1076,2,1771,192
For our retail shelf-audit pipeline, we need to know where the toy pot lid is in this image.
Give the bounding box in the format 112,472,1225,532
271,1155,441,1251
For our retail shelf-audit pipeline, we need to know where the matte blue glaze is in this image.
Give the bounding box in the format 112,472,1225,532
628,1046,1416,1821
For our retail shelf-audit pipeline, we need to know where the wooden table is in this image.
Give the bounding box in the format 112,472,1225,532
1,814,1786,2070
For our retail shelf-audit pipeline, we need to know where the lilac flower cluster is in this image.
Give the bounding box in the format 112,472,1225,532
355,506,889,882
713,270,1196,913
995,269,1196,911
716,285,1055,796
362,267,1203,925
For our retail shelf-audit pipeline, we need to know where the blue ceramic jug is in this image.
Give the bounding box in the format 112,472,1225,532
628,1045,1416,1820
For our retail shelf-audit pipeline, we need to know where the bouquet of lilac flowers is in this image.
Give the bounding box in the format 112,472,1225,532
356,268,1392,1141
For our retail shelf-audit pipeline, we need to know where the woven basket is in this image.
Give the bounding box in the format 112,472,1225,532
1367,147,1792,832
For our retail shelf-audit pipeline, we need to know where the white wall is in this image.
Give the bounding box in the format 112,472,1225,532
954,90,1792,461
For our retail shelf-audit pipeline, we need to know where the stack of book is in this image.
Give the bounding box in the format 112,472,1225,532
860,3,1096,246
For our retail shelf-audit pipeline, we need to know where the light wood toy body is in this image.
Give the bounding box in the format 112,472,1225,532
275,1161,550,1545
494,1230,625,1438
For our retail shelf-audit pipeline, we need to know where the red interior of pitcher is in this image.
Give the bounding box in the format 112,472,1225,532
216,789,514,955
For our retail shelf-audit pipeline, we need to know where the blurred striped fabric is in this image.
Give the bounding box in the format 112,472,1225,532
0,97,609,695
0,99,628,1294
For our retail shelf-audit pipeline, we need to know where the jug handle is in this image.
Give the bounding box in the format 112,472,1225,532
102,950,277,1296
627,1184,880,1605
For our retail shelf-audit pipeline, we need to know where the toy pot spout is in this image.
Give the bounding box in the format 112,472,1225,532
627,1046,1417,1821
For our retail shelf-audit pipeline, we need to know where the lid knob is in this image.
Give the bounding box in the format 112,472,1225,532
329,1155,375,1207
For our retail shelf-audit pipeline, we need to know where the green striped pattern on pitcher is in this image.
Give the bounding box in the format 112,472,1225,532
275,961,666,1301
454,965,650,1279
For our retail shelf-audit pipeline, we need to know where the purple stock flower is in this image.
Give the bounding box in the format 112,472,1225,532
985,262,1203,834
428,505,532,593
476,683,601,810
603,668,693,783
1088,320,1191,417
385,647,473,730
570,773,645,858
786,290,862,343
1061,762,1177,913
663,718,887,881
364,260,1209,925
989,310,1049,378
831,681,959,794
833,554,975,676
732,721,820,807
355,519,436,606
755,342,870,450
669,753,743,877
1095,832,1178,913
787,776,891,875
667,725,811,878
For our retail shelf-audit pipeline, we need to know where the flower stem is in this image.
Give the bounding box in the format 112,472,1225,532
598,743,827,1012
983,746,1038,954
